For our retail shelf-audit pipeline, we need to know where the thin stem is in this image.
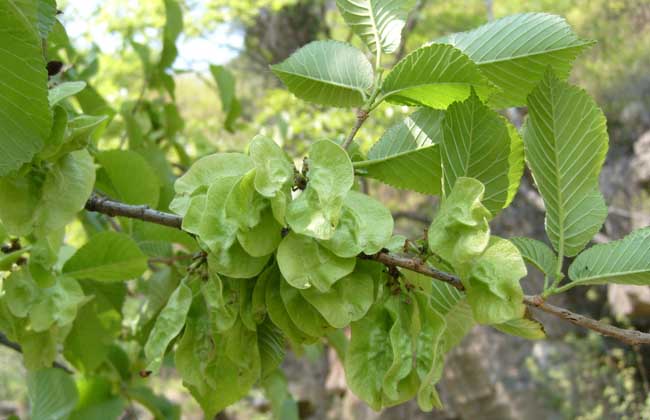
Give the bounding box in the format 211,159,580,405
85,194,182,229
551,281,578,295
341,109,369,150
342,69,384,150
83,196,650,346
523,296,650,346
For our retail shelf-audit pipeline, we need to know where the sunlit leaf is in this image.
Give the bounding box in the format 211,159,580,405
336,0,416,54
437,13,593,108
381,44,494,109
271,40,374,107
0,0,52,176
287,140,354,240
428,177,491,270
356,108,444,194
277,232,356,292
320,190,394,258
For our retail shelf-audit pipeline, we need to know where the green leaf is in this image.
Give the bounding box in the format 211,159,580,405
159,0,183,70
412,292,447,412
437,13,593,108
356,108,444,194
125,386,180,420
335,0,416,54
225,170,267,230
35,150,96,235
265,264,317,345
345,296,424,410
28,368,78,420
252,268,271,324
249,135,293,225
300,267,375,328
36,0,58,39
4,268,39,318
428,280,474,352
0,150,95,236
280,277,335,337
345,302,394,410
510,237,556,278
20,329,57,371
49,81,87,106
287,140,354,240
175,305,215,392
463,237,526,325
39,105,69,160
523,72,608,257
568,227,650,287
0,171,42,236
271,40,374,108
0,248,30,271
209,65,241,132
68,377,126,420
494,317,546,340
441,91,512,215
208,241,271,279
30,276,87,332
257,320,286,378
96,150,161,208
262,370,299,420
171,152,252,215
504,120,524,208
277,232,356,292
239,279,257,331
237,207,282,257
59,115,108,155
64,300,116,373
202,270,238,332
381,44,494,109
248,135,294,198
178,317,260,418
190,176,239,252
0,0,52,176
320,190,394,258
382,297,417,402
144,280,192,373
428,177,491,270
62,232,148,282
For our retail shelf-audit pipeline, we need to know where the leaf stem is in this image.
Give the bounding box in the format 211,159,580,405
341,109,369,150
342,69,384,150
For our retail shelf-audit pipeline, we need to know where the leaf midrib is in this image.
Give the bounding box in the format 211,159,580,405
272,67,368,95
367,0,382,54
353,144,437,167
571,268,650,285
469,41,593,66
382,81,491,99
